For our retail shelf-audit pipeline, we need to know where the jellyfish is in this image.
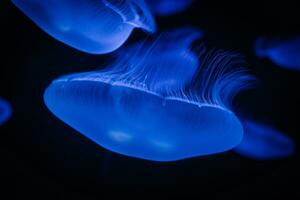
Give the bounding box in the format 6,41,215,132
113,27,204,92
0,97,12,126
146,0,194,16
44,28,251,161
11,0,156,54
254,36,300,71
235,120,295,160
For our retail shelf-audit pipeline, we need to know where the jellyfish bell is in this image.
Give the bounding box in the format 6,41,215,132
11,0,156,54
146,0,194,16
45,80,243,161
44,29,251,161
235,120,294,160
0,97,12,126
254,36,300,71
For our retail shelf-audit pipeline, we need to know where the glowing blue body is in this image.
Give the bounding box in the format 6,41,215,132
0,97,12,125
44,29,250,161
146,0,193,16
235,120,294,160
11,0,156,54
255,37,300,71
44,77,243,161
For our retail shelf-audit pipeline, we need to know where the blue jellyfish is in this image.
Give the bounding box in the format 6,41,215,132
44,28,251,161
11,0,156,54
113,27,204,92
146,0,194,16
0,97,12,125
235,120,295,160
255,36,300,71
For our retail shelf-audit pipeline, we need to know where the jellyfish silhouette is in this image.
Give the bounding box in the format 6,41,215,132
11,0,156,54
235,120,295,160
255,36,300,71
44,28,251,161
0,97,12,126
146,0,193,16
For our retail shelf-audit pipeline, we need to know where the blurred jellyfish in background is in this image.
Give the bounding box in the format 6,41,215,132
255,36,300,71
44,28,252,161
146,0,194,16
11,0,156,54
0,97,12,126
235,120,295,160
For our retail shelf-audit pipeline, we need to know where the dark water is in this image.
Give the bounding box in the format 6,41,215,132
0,0,299,199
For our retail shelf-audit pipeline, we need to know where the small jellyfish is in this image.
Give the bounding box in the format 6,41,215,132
11,0,156,54
235,120,295,160
44,28,251,161
0,97,12,126
255,36,300,71
146,0,194,16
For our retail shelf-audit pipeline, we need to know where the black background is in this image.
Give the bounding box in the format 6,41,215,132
0,0,299,199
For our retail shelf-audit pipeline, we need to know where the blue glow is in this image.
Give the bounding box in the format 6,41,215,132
146,0,193,16
235,120,295,160
114,27,204,93
11,0,156,54
44,29,251,161
0,97,12,126
255,36,300,71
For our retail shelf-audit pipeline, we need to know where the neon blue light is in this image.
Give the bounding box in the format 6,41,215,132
146,0,193,16
235,120,295,160
11,0,156,54
44,28,251,161
255,36,300,71
0,97,12,126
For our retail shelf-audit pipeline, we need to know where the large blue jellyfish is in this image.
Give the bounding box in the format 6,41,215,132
11,0,156,54
255,36,300,71
235,120,295,160
44,28,251,161
146,0,194,16
0,97,12,126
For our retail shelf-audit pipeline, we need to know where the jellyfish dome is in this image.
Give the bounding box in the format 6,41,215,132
146,0,194,16
44,29,251,161
0,97,12,125
254,36,300,71
235,120,295,160
11,0,156,54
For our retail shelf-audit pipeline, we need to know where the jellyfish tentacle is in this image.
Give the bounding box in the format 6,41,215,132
12,0,156,54
103,0,156,32
189,50,254,109
110,27,203,94
44,28,253,161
